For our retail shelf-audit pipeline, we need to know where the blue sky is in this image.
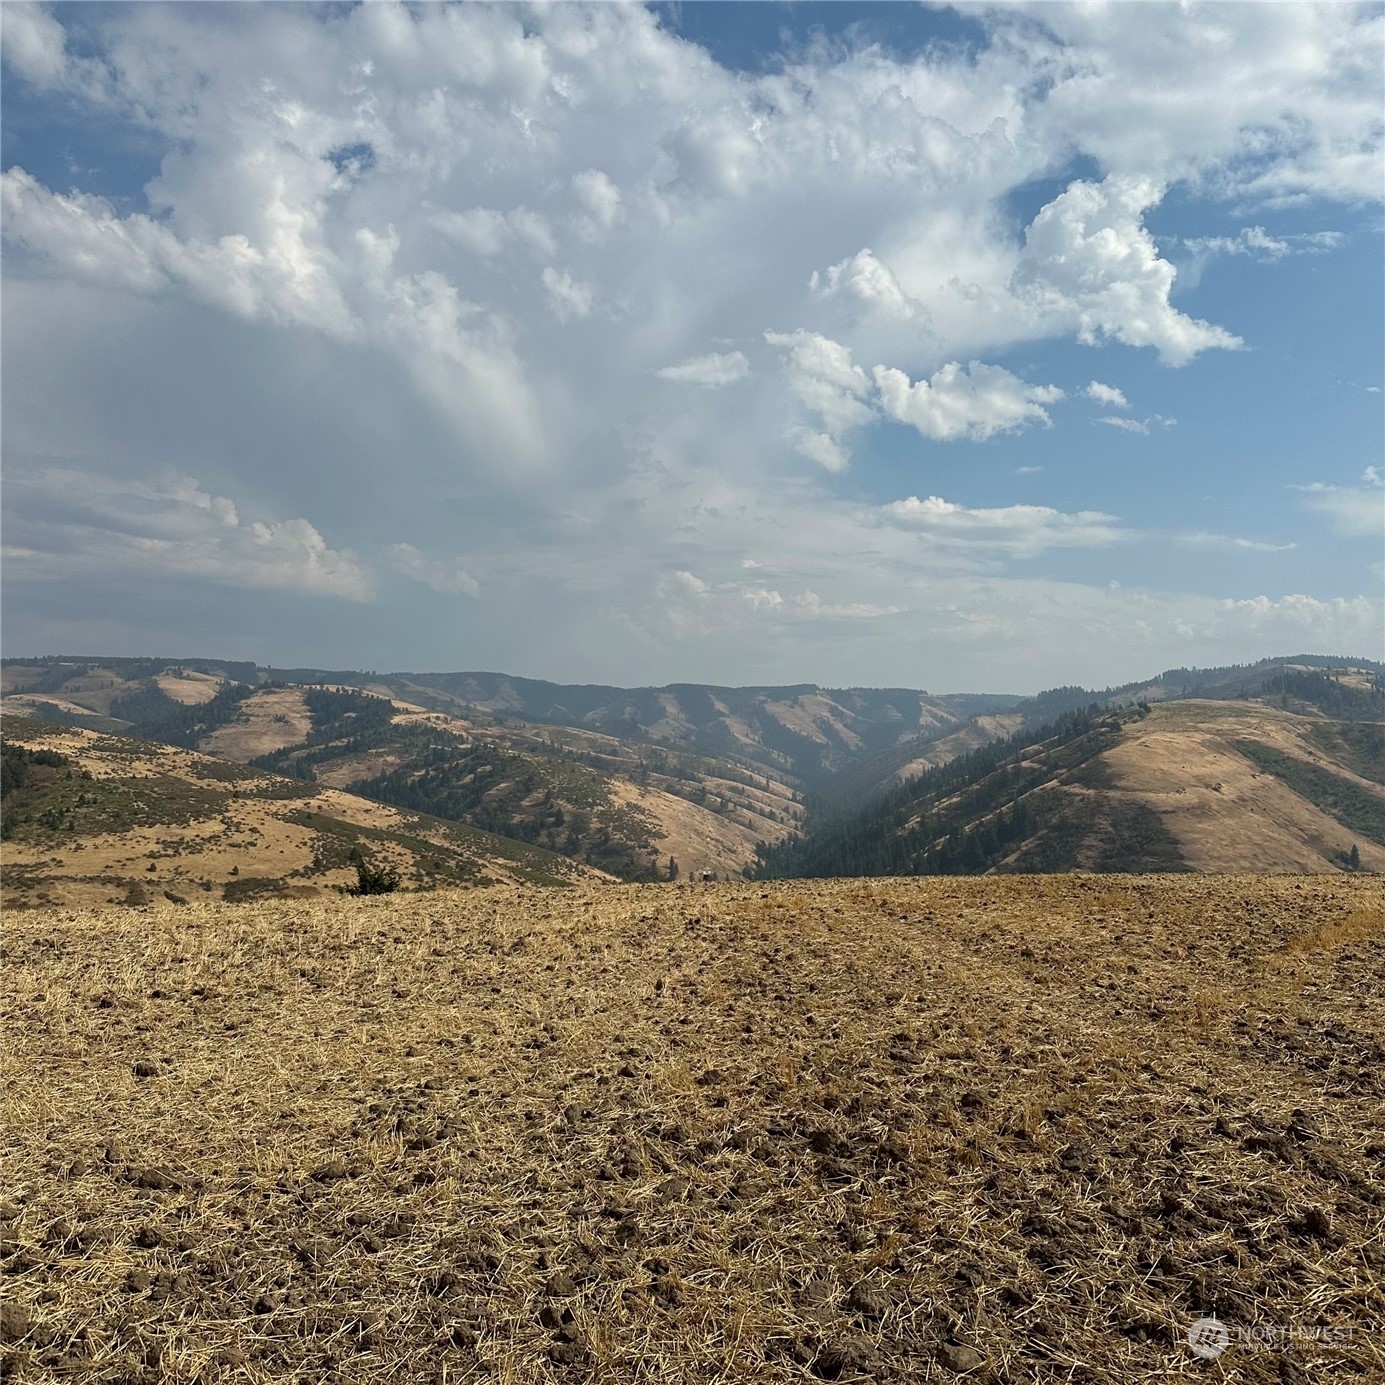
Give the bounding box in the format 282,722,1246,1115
2,2,1382,692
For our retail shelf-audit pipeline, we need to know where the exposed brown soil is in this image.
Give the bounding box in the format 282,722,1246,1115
1,875,1381,1382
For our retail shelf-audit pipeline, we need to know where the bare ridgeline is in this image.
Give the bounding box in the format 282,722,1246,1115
2,876,1382,1382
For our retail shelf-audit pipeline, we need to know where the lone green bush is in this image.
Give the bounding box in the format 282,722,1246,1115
347,845,400,896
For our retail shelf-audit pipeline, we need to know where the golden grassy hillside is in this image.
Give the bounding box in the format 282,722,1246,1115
0,716,596,910
2,876,1381,1382
1097,702,1384,873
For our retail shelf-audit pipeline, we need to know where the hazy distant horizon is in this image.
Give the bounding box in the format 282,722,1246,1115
4,646,1381,705
3,3,1381,690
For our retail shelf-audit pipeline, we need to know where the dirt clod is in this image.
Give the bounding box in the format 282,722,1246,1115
845,1284,889,1319
130,1167,178,1191
938,1343,985,1373
812,1338,877,1380
0,1303,32,1343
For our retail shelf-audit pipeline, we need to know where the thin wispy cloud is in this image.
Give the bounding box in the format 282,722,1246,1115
1097,416,1177,436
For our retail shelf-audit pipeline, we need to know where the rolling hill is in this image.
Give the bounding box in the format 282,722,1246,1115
3,653,1380,884
754,699,1385,880
6,657,1014,881
0,714,596,911
2,662,821,880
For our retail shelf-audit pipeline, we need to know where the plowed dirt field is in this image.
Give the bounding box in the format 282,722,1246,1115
2,875,1381,1382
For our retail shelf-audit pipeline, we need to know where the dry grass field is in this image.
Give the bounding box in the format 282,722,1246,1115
2,875,1382,1383
1101,703,1385,874
0,716,596,911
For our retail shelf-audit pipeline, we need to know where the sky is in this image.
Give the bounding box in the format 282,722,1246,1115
1,1,1382,694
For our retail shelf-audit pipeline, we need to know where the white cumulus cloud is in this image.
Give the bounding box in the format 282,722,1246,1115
572,170,623,239
1013,176,1243,366
0,1,1378,683
765,330,875,469
1086,381,1129,408
810,249,924,322
2,465,370,600
874,362,1063,442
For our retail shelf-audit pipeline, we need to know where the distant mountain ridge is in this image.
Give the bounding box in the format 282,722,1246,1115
3,652,1380,883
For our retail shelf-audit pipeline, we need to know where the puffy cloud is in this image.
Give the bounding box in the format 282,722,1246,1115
656,351,750,388
388,544,480,598
1212,594,1380,647
874,361,1063,442
2,465,370,600
1,160,359,337
878,495,1125,557
1085,381,1129,408
768,339,1066,465
671,570,709,596
2,167,353,327
1021,2,1384,203
810,249,924,322
764,330,875,469
765,331,872,423
1013,176,1243,366
0,2,1377,684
